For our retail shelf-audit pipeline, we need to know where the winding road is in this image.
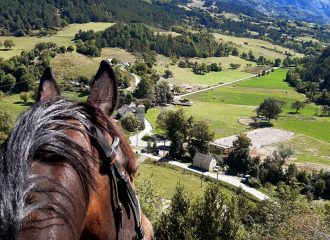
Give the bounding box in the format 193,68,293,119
130,119,270,201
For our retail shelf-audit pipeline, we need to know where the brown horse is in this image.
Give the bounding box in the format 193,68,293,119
0,60,154,240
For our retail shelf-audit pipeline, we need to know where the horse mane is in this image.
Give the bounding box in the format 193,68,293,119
0,97,135,240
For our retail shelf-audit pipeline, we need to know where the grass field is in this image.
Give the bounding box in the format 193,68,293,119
213,33,304,59
177,70,253,85
235,68,291,90
0,22,114,59
138,162,228,199
272,134,330,169
51,48,135,80
155,55,257,86
275,120,330,143
0,95,34,118
145,108,164,136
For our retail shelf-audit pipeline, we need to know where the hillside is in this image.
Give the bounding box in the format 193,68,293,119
216,0,330,23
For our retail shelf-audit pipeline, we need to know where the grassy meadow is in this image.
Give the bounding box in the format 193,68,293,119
0,94,34,118
213,33,305,59
0,23,115,59
138,162,230,199
51,48,135,81
155,55,257,86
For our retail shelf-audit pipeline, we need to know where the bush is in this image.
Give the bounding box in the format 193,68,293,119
20,92,29,103
248,178,261,188
67,45,74,52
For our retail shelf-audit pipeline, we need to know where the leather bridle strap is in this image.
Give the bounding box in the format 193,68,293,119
90,126,144,240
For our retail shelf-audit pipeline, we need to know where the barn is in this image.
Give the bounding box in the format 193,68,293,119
193,152,217,172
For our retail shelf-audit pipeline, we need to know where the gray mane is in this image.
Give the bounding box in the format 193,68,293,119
0,97,112,240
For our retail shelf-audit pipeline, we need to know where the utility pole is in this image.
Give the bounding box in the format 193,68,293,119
163,132,167,162
136,126,140,149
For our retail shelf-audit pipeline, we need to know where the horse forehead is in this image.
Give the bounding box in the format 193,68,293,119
101,129,137,175
65,119,91,148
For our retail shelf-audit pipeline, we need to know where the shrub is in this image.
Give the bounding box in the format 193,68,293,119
67,45,74,52
20,92,29,103
248,178,261,188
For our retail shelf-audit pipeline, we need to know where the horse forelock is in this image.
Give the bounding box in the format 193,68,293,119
0,97,136,239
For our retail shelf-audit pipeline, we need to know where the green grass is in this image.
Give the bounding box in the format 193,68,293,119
138,160,260,202
138,162,220,199
235,69,291,90
155,55,257,85
0,23,114,59
177,70,253,85
272,134,330,169
212,33,304,59
177,102,254,139
0,95,35,118
145,108,164,136
275,119,330,143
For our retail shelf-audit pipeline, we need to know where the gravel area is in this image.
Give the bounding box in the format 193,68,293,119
214,128,294,149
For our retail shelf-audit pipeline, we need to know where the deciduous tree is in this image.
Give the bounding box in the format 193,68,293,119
119,112,142,132
4,39,15,49
291,100,305,113
257,97,286,122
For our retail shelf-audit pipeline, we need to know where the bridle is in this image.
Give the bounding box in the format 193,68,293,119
90,126,144,240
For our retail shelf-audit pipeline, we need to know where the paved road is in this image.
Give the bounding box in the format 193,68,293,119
174,67,279,99
129,119,171,148
134,150,270,201
129,119,153,148
132,73,140,86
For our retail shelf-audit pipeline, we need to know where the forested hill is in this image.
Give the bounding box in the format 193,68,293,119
0,0,190,35
286,45,330,106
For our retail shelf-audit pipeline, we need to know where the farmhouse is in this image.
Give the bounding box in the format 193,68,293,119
114,101,145,124
193,152,217,171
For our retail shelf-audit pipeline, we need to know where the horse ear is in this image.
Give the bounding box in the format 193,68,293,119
36,66,61,102
87,60,118,116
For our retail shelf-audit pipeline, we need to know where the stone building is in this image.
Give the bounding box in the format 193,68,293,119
193,152,217,172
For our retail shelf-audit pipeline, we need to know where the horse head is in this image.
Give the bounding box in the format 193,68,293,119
0,61,154,240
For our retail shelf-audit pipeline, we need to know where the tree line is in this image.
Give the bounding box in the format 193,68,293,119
75,22,244,60
286,45,330,107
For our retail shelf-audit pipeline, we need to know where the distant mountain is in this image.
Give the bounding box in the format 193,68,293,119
216,0,330,23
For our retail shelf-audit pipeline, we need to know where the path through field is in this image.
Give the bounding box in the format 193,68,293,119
174,67,279,99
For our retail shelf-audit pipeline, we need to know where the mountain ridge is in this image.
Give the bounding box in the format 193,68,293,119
216,0,330,23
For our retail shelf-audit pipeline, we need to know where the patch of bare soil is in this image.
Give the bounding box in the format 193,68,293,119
239,118,257,126
249,149,267,161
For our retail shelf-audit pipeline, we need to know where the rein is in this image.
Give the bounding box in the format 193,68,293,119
90,126,144,240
